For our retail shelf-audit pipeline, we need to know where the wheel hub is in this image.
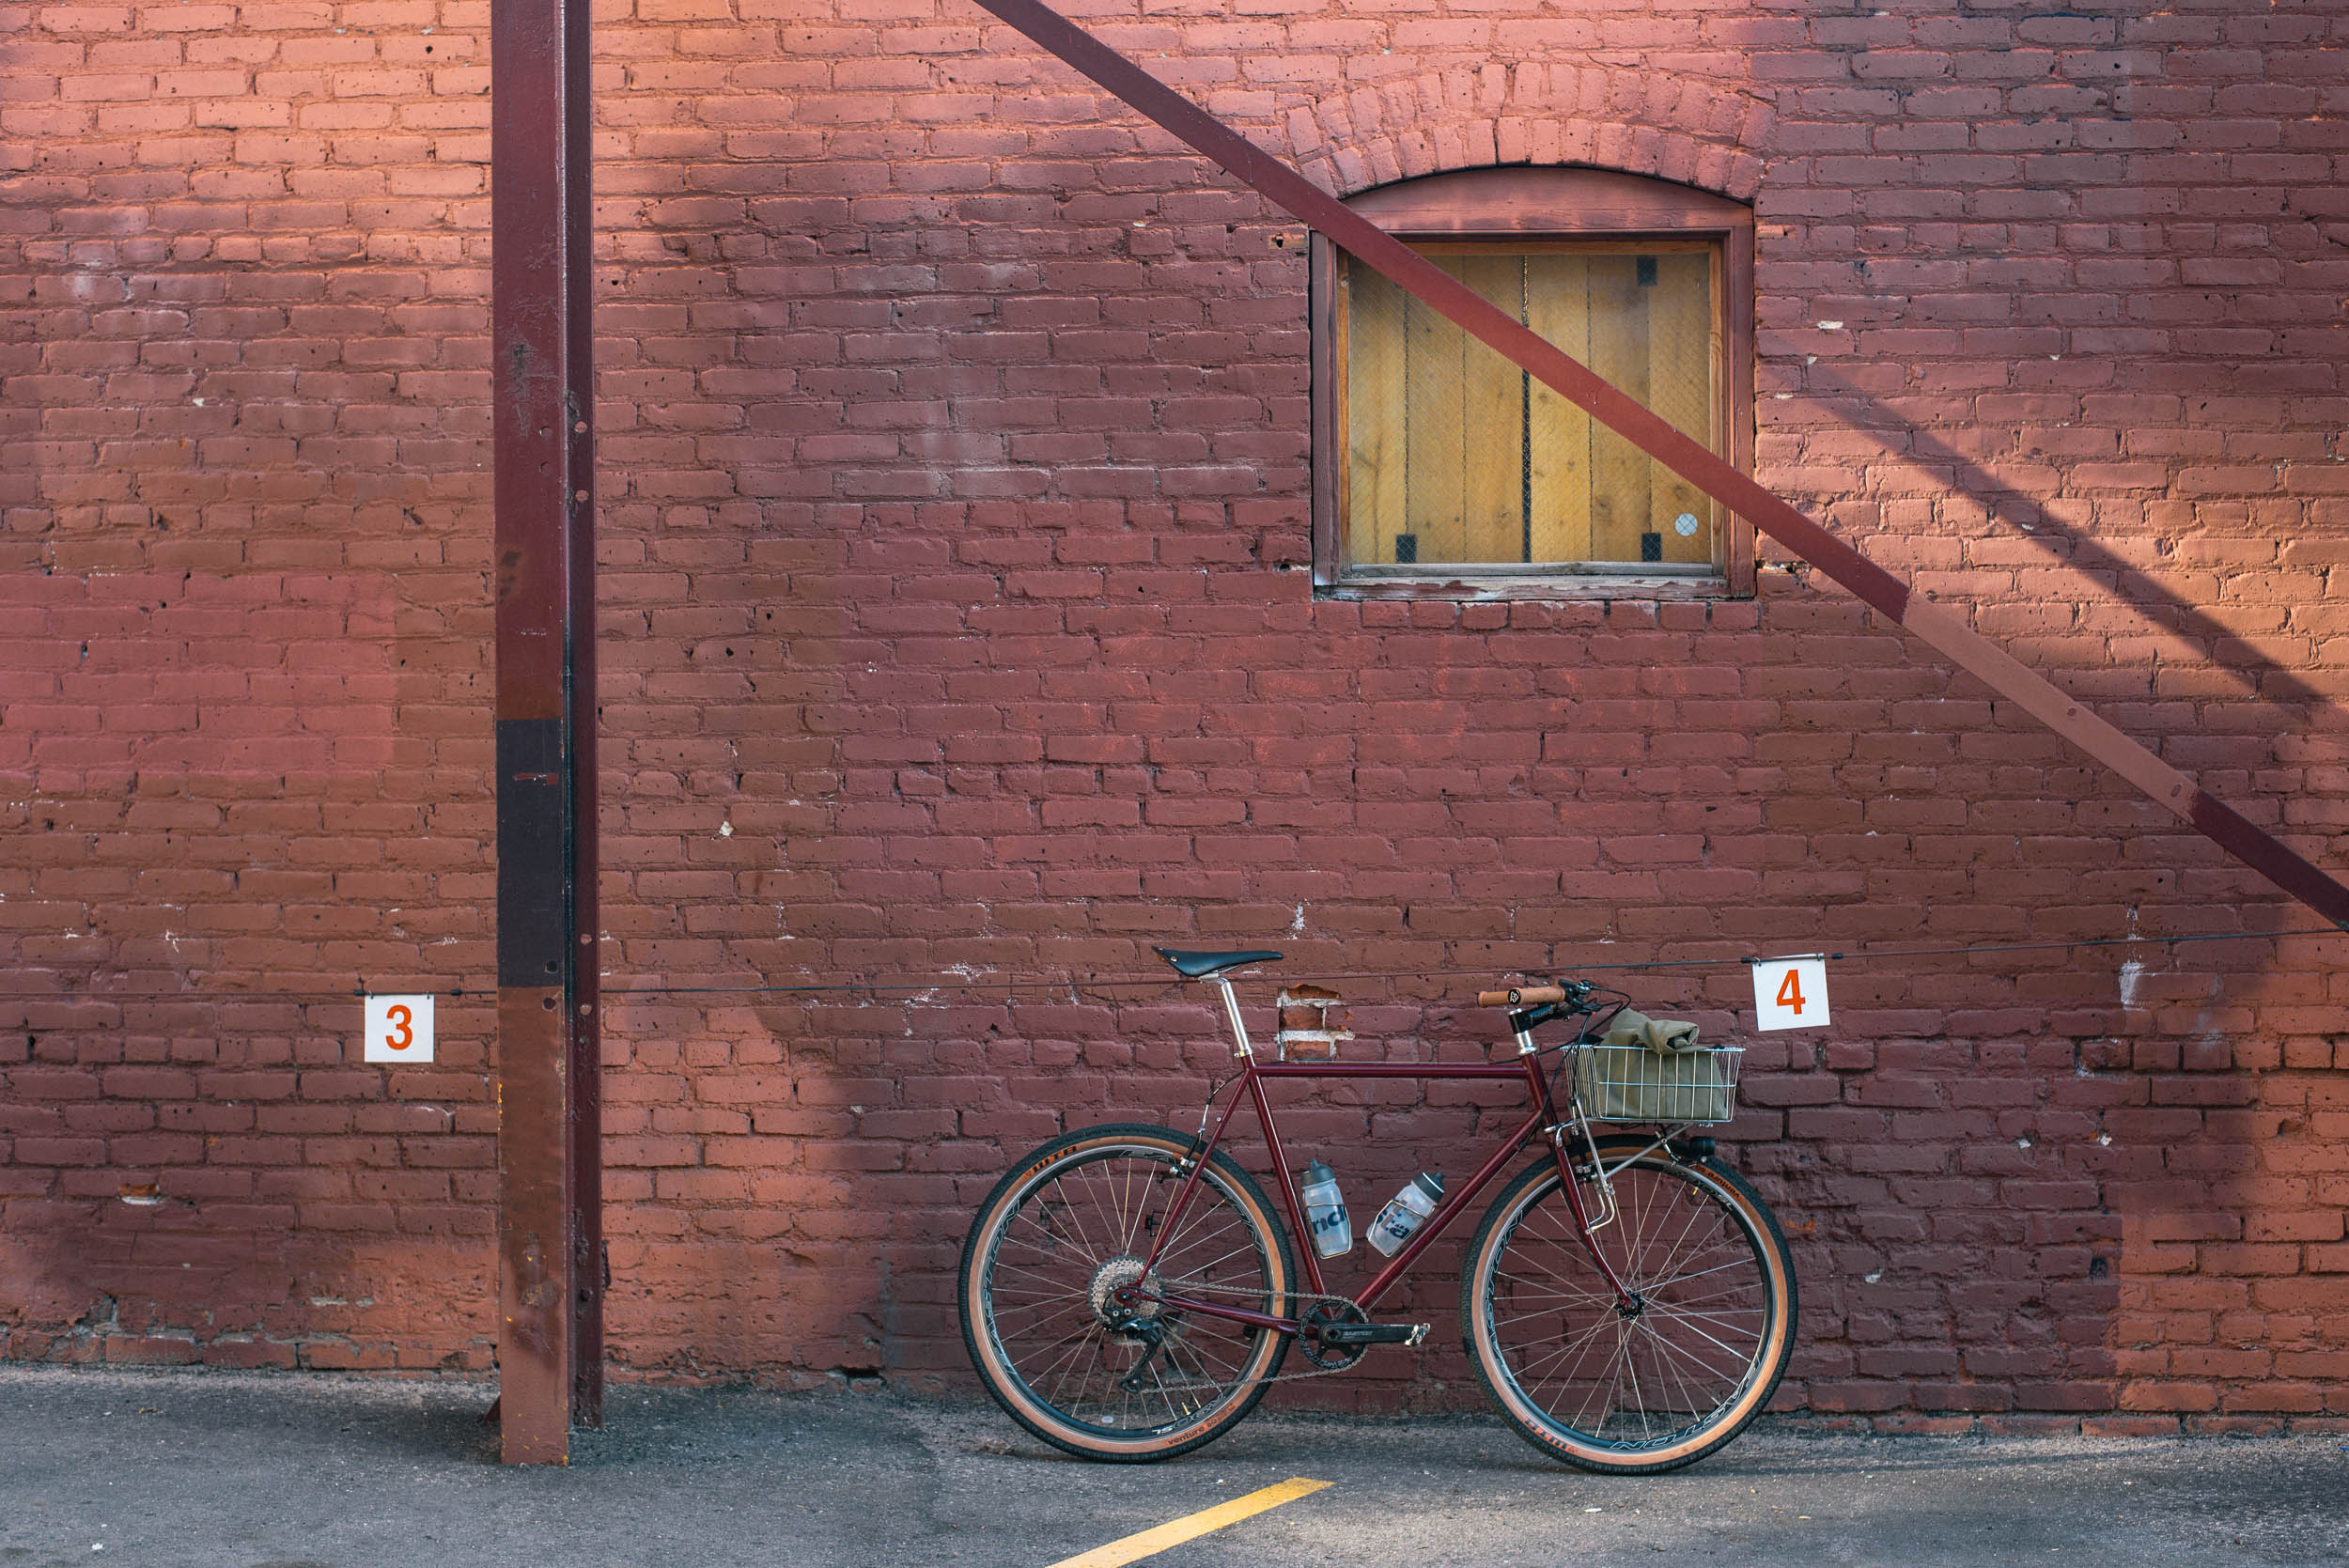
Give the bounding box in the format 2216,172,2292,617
1087,1256,1162,1331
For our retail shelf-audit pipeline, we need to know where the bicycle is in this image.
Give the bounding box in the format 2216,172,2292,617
957,947,1798,1475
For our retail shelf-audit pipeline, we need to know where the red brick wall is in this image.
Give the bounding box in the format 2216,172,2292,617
5,0,2347,1429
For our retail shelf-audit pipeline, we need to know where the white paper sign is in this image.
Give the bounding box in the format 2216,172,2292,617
363,994,435,1064
1751,957,1829,1032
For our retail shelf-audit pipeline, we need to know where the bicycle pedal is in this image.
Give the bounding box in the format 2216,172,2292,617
1316,1322,1431,1348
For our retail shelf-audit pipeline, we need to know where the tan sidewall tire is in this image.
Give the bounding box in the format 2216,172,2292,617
1462,1144,1797,1475
958,1123,1294,1462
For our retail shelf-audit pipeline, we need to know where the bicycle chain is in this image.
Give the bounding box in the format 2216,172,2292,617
1128,1275,1417,1394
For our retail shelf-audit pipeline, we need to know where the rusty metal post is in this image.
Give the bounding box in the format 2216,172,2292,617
491,0,600,1464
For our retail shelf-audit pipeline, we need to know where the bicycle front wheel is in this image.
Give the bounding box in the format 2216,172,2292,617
1462,1139,1797,1474
958,1123,1294,1462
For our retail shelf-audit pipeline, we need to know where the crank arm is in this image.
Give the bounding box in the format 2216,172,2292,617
1312,1322,1429,1348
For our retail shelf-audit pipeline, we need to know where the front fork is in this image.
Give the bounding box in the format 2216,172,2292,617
1536,1046,1642,1316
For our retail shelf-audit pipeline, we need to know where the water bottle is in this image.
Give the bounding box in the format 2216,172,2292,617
1299,1160,1352,1258
1368,1172,1443,1256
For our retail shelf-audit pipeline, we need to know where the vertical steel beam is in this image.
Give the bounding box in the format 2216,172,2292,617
491,0,599,1465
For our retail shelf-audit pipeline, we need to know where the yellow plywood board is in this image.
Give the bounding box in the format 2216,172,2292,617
1646,251,1715,565
1459,254,1527,565
1585,254,1651,563
1346,262,1408,566
1403,256,1467,561
1524,253,1592,562
1346,242,1719,573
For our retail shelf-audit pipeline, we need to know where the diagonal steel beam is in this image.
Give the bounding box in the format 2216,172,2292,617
965,0,2349,930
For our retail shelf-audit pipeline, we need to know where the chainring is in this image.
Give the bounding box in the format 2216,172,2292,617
1297,1298,1370,1371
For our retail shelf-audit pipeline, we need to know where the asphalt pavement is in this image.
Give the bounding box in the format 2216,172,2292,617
1,1367,2342,1567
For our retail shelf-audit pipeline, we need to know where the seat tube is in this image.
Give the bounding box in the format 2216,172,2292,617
1207,975,1328,1296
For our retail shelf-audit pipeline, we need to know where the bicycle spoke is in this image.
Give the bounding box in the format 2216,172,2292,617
1516,1307,1619,1381
1618,1321,1652,1443
1015,1199,1101,1268
1509,1310,1619,1389
1641,1299,1765,1351
1642,1316,1720,1422
1156,1177,1243,1262
1046,1177,1112,1266
1166,1238,1262,1287
1636,1195,1733,1293
1637,1314,1750,1390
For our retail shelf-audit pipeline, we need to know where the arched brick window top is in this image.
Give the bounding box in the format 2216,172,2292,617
1311,167,1757,599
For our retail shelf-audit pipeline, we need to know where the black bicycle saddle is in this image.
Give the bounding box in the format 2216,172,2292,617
1153,947,1284,979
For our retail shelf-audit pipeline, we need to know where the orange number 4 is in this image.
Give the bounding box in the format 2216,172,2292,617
1774,970,1804,1016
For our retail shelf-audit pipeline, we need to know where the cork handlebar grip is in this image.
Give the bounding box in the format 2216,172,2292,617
1477,986,1567,1008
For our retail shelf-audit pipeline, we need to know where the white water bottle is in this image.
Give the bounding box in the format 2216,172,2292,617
1368,1172,1443,1256
1299,1161,1352,1258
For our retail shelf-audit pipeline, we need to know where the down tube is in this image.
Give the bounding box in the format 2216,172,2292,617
1355,1105,1548,1312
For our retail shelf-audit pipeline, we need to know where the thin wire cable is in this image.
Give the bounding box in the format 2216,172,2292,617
599,924,2339,998
0,924,2333,1004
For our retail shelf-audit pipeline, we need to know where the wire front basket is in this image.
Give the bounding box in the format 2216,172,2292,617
1571,1044,1744,1126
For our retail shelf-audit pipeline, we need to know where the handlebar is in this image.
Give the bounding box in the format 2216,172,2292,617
1477,985,1568,1008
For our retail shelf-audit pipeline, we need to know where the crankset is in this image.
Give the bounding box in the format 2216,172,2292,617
1297,1300,1427,1370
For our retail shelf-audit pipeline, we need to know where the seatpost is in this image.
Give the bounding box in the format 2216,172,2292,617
1209,976,1253,1059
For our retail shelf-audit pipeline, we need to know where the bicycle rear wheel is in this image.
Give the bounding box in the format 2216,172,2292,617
958,1123,1294,1462
1461,1138,1796,1474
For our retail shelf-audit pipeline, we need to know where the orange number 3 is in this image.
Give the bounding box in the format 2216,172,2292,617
1774,970,1804,1015
384,1004,413,1051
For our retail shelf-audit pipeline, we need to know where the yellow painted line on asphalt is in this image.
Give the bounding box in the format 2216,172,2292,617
1043,1477,1331,1568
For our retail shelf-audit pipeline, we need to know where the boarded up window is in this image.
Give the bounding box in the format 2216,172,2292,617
1340,243,1722,575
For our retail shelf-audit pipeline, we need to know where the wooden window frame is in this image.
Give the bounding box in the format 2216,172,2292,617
1310,167,1757,600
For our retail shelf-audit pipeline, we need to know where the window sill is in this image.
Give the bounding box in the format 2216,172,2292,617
1320,567,1745,603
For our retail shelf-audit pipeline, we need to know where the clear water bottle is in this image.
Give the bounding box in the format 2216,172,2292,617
1368,1171,1443,1256
1299,1160,1352,1258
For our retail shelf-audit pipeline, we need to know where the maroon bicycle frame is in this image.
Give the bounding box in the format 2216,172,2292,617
1131,1015,1638,1336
